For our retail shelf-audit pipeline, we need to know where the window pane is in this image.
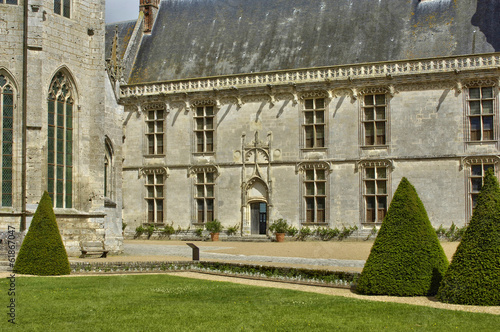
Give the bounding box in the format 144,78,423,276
305,99,314,109
316,182,325,195
482,100,493,114
305,126,313,148
196,107,204,117
156,121,163,132
375,107,385,120
471,178,482,192
365,124,374,145
364,108,374,121
469,88,480,99
471,165,482,176
376,122,385,145
206,172,214,183
147,186,154,197
305,182,315,195
196,185,204,197
364,95,374,106
377,167,386,179
206,185,214,197
365,168,375,179
316,170,325,180
205,106,214,116
365,181,375,194
156,186,163,197
305,111,314,124
316,111,324,123
483,116,494,140
316,125,325,147
54,0,61,14
63,0,70,18
469,101,481,115
377,180,387,194
484,164,494,173
305,170,314,181
316,99,325,109
470,117,481,140
375,94,385,105
205,118,214,130
481,87,492,99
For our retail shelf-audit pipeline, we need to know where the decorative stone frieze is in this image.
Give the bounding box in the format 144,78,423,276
120,54,500,100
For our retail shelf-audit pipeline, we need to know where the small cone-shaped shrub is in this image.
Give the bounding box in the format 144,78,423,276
14,192,70,275
437,169,500,305
356,177,448,296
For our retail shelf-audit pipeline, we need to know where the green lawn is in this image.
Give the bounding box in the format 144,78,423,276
1,274,498,331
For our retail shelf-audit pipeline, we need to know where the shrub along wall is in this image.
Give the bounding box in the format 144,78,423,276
14,192,70,276
437,169,500,305
356,177,448,296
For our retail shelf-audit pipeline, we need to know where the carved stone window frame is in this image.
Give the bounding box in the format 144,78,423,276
299,91,329,152
357,159,394,225
461,156,500,223
188,165,220,225
296,161,332,226
139,167,169,226
143,102,167,157
463,79,499,148
191,100,217,156
358,86,393,151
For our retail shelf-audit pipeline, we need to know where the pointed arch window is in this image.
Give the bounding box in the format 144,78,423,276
0,74,14,206
48,72,74,208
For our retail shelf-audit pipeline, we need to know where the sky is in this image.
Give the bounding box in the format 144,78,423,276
105,0,139,24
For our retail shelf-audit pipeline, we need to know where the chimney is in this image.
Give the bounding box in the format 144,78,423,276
140,0,160,34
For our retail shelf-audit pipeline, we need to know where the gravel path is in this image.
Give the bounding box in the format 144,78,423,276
123,243,366,269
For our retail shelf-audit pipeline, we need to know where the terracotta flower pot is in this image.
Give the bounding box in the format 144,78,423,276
275,233,285,242
210,232,219,241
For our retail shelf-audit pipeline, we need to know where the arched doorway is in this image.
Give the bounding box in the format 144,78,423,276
250,201,267,235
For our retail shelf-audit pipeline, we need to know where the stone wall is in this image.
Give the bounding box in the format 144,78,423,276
0,0,123,256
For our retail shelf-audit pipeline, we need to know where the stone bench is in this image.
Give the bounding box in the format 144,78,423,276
80,241,108,258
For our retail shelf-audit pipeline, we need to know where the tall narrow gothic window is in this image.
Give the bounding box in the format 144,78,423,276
304,169,326,223
469,162,494,211
363,94,387,146
0,75,14,206
194,106,214,153
104,140,113,199
146,109,164,155
363,166,388,223
195,171,215,223
467,87,495,141
54,0,71,18
146,173,164,224
303,98,325,148
48,72,73,208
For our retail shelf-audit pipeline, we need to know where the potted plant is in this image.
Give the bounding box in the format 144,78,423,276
205,219,223,241
269,218,289,242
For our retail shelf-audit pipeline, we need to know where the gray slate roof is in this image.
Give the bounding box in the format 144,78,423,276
108,0,500,84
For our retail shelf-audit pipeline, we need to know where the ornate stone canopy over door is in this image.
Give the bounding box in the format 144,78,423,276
241,131,273,235
246,178,269,235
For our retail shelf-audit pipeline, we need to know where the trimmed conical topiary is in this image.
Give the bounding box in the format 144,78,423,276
14,192,70,275
437,169,500,305
356,177,449,296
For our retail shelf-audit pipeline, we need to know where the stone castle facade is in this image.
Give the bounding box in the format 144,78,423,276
1,0,499,253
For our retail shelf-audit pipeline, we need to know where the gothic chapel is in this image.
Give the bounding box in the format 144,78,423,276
1,0,499,254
